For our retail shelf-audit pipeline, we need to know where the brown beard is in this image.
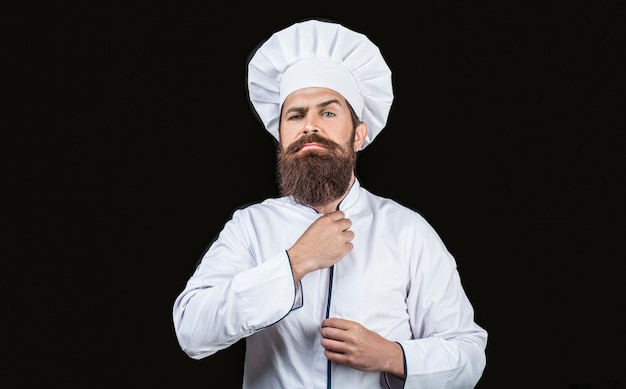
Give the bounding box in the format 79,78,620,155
277,133,356,208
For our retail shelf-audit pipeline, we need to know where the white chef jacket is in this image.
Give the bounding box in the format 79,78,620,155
173,178,487,388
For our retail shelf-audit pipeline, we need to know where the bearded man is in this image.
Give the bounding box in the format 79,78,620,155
173,19,488,389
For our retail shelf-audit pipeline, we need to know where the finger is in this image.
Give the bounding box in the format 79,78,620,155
321,325,345,340
338,218,352,231
320,336,346,352
322,317,352,330
327,210,345,220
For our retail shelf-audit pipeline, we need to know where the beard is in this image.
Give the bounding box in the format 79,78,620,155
277,133,356,209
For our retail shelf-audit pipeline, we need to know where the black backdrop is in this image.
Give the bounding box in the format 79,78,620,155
7,3,625,388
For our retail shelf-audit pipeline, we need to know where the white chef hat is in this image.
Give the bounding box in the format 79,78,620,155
247,19,394,149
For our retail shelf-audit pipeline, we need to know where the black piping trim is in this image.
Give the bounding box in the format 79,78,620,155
326,265,335,389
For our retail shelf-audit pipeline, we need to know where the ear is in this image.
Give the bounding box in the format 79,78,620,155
353,121,368,151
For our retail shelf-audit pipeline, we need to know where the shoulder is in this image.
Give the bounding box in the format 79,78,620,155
359,187,441,237
229,196,285,216
228,196,309,223
361,187,426,218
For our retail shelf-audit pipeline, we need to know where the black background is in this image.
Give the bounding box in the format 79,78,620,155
7,2,625,388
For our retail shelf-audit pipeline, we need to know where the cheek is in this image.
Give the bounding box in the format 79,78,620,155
279,136,293,151
278,126,297,146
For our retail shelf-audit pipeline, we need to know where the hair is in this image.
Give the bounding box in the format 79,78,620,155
347,101,361,131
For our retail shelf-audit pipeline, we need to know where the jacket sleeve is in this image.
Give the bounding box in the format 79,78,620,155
172,210,299,360
394,216,488,388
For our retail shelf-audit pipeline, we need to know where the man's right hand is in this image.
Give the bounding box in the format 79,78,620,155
287,210,354,282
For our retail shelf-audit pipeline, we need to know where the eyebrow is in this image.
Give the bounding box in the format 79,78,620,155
284,98,344,115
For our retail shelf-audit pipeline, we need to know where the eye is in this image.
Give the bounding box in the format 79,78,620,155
287,113,303,120
322,111,336,117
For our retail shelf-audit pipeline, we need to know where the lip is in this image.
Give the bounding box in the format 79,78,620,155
299,142,325,151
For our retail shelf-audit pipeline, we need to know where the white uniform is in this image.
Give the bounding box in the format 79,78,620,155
173,179,487,388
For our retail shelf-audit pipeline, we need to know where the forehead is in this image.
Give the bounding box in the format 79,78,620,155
282,87,346,109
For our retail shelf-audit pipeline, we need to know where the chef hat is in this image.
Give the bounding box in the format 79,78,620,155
247,19,394,149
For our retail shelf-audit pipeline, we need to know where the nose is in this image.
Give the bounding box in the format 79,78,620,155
303,118,319,135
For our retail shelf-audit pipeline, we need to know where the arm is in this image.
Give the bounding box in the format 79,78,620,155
398,220,488,388
172,209,356,360
172,212,298,360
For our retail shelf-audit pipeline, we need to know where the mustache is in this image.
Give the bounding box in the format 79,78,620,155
285,133,342,154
